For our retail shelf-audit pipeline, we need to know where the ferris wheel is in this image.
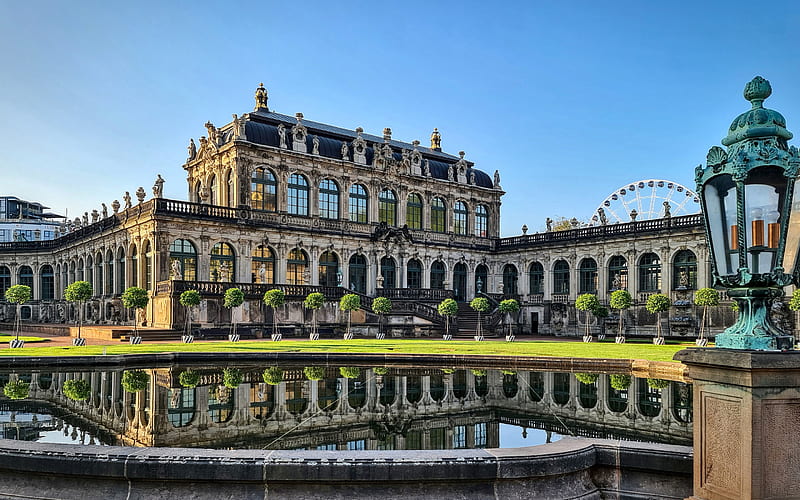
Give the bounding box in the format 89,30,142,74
589,179,700,225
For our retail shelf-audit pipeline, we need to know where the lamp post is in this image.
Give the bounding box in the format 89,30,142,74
696,76,800,350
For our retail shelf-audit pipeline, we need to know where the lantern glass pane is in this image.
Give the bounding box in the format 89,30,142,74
783,181,800,275
704,175,737,276
744,167,785,274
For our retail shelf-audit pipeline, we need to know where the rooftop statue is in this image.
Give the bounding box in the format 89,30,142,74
430,128,441,150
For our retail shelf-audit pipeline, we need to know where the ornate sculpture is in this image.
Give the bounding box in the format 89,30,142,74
91,210,99,223
205,121,220,145
630,209,638,221
493,170,501,188
101,203,108,219
111,200,120,214
199,186,210,204
312,135,320,155
448,165,455,181
136,187,146,204
545,218,553,232
679,271,689,288
612,273,622,290
254,82,268,111
170,259,182,280
123,192,132,209
152,174,165,198
422,159,430,177
277,124,287,149
82,212,89,226
469,171,476,185
430,128,441,150
187,138,197,161
340,141,349,160
231,114,246,141
663,201,672,218
292,113,307,153
597,208,608,225
352,127,367,164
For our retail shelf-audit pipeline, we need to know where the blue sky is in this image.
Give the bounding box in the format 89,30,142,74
1,1,799,236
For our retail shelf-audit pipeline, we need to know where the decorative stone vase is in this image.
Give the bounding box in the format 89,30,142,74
309,333,319,341
129,336,142,345
72,338,86,347
182,335,194,344
615,336,626,344
228,334,240,342
270,333,281,342
9,339,24,349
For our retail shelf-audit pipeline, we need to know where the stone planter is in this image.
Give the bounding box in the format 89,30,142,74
653,337,665,345
505,335,516,342
597,334,606,341
343,332,354,340
474,335,485,341
695,338,708,347
375,333,386,340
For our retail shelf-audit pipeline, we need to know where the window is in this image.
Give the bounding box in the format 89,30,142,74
349,254,367,293
502,264,518,295
251,168,277,211
105,250,113,294
117,248,126,293
251,245,274,284
453,263,468,301
475,264,488,294
639,253,661,292
453,425,466,449
553,260,570,295
167,388,196,428
673,250,697,289
430,261,446,290
529,262,544,294
380,257,396,289
0,266,10,298
406,193,422,229
318,251,339,287
431,197,446,232
287,173,309,216
378,189,397,226
128,249,136,287
210,243,235,282
40,265,54,300
209,175,218,205
348,184,368,223
319,179,339,219
18,266,33,289
144,242,153,291
578,258,598,294
0,229,7,242
95,253,103,295
475,205,488,237
474,422,487,448
169,240,196,281
407,259,422,288
454,201,468,235
287,249,308,285
608,256,628,290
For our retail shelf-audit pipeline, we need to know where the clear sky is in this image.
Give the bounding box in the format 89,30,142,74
1,1,799,236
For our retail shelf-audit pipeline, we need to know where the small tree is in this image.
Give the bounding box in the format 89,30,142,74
574,373,599,385
470,297,490,337
645,293,671,341
339,366,361,379
3,379,29,400
223,287,245,338
339,293,361,338
178,370,200,388
5,285,31,342
646,378,671,390
609,290,632,337
121,370,149,393
263,289,286,338
437,298,459,337
694,288,720,341
121,286,149,337
498,299,520,337
304,292,325,338
575,294,600,339
593,305,609,336
64,281,93,341
179,290,201,337
262,366,284,385
222,367,243,389
62,379,91,401
373,367,389,375
609,374,632,391
371,297,392,336
303,366,326,381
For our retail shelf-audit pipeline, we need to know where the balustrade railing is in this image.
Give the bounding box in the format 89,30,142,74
529,294,544,304
160,281,349,301
551,294,570,304
376,288,454,301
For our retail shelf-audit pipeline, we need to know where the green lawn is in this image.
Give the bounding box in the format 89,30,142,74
0,338,696,362
0,336,49,344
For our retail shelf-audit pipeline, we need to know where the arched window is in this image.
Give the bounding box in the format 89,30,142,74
169,240,196,281
287,173,309,216
348,184,368,223
553,260,570,295
406,194,422,229
673,250,697,289
18,266,33,290
378,189,397,226
128,249,136,287
407,259,422,288
608,256,628,290
251,246,274,284
578,258,598,294
210,243,235,282
502,264,518,295
638,253,661,292
319,179,339,219
454,201,468,235
0,266,10,298
349,254,367,293
143,242,153,291
430,261,446,290
68,260,76,284
431,197,446,233
95,253,103,296
40,265,54,300
226,170,234,206
209,175,218,205
453,263,468,301
105,250,113,295
287,249,308,285
318,251,339,287
251,168,277,211
193,181,202,204
475,264,488,294
116,248,126,293
85,256,93,289
475,205,488,237
380,257,396,289
529,262,544,294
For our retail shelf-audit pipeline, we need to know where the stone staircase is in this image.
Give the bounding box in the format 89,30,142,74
454,302,497,338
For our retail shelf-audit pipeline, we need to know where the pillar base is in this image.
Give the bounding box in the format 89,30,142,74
715,287,793,351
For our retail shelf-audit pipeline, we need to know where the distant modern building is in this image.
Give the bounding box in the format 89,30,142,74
0,196,64,243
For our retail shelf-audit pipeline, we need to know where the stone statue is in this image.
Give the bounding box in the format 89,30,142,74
448,165,455,181
430,128,441,149
153,174,164,198
493,170,501,188
205,121,219,145
598,208,608,225
101,203,108,218
521,224,528,235
170,259,182,280
612,273,622,290
123,192,132,209
422,160,430,177
570,217,580,228
663,201,672,218
199,186,210,204
82,212,89,226
231,114,245,140
111,199,120,214
219,261,231,282
630,209,638,221
469,171,476,185
546,218,553,232
341,141,349,160
187,138,197,161
312,135,320,155
74,217,82,228
679,271,689,288
136,187,146,204
258,263,266,282
254,82,268,111
277,123,287,148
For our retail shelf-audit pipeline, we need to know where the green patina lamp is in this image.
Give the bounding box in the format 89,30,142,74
696,76,800,350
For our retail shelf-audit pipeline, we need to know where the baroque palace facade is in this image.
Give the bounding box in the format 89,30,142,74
0,84,722,338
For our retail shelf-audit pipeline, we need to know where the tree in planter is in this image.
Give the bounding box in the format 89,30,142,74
575,294,600,340
470,297,490,338
304,292,325,339
178,370,200,388
62,379,91,401
609,290,632,339
3,378,29,400
4,285,31,343
179,290,201,338
262,366,284,385
339,294,361,339
609,374,632,391
574,373,599,385
437,298,459,338
121,287,149,338
373,367,389,376
646,378,671,390
222,368,243,389
263,289,286,338
64,281,93,342
694,288,720,342
339,366,361,379
223,287,245,339
303,366,326,381
788,289,800,334
371,297,392,337
498,299,520,338
121,370,149,393
645,293,671,343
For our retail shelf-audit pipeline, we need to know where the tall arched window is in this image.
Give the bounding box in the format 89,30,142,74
128,249,136,287
95,253,103,295
18,266,33,290
380,257,396,289
251,168,277,211
318,251,339,287
251,245,274,284
287,173,309,216
608,256,628,290
378,189,397,226
502,264,518,295
105,250,113,295
406,194,422,229
553,260,570,295
673,250,697,289
638,253,661,292
431,197,446,233
319,179,339,219
287,249,308,285
209,175,218,205
453,263,468,301
454,201,468,235
169,240,196,281
143,242,153,291
348,184,368,223
407,259,422,288
0,266,11,298
40,265,54,300
475,264,488,294
578,258,598,294
85,256,93,289
116,248,126,293
529,262,544,294
210,243,235,282
475,205,488,237
349,254,367,293
430,261,446,290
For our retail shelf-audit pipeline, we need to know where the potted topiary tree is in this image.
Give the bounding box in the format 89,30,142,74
5,284,31,348
609,289,632,344
62,379,91,401
694,287,719,347
121,370,149,393
222,368,243,389
787,289,800,338
64,280,93,346
3,377,29,400
575,293,600,343
371,296,392,339
498,299,520,342
339,366,361,379
121,286,149,344
223,287,245,342
339,293,361,340
437,298,458,340
593,305,609,340
178,369,200,388
470,297,490,341
303,366,326,381
262,366,283,385
609,374,632,391
304,292,325,340
646,293,671,345
179,290,201,343
263,289,286,341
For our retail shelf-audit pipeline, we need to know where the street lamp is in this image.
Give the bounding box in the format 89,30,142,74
336,269,343,287
697,76,800,350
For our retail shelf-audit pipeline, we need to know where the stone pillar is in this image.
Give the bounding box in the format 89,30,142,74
675,348,800,500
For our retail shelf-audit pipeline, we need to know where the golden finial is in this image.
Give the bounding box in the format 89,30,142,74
430,128,442,151
254,83,269,112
